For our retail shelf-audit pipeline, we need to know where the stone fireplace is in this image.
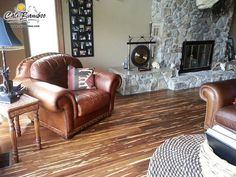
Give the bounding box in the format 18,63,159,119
110,0,236,95
151,0,235,68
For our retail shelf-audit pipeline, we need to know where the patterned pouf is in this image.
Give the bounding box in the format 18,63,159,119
147,134,205,177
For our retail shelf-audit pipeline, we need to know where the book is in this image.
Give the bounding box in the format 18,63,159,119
206,125,236,166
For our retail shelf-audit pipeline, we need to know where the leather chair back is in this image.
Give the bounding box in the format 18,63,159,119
30,54,83,88
16,52,58,78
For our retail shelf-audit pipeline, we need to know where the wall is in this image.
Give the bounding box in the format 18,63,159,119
0,0,27,79
62,0,152,70
152,0,235,68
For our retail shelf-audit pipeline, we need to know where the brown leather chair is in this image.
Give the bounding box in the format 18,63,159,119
15,53,121,139
199,79,236,131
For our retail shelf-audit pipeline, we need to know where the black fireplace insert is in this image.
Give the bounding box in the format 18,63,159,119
179,40,215,73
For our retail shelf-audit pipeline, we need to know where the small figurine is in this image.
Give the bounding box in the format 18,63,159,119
152,61,160,69
1,67,12,94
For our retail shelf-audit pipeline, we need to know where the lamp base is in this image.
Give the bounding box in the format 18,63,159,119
0,83,25,104
0,92,20,103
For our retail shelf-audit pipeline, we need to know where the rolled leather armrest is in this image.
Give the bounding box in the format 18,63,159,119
94,71,121,112
17,78,77,113
199,79,236,129
95,71,121,93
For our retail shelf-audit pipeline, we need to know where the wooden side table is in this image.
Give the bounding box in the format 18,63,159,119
0,94,41,163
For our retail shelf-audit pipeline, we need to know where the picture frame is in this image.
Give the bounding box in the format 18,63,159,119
151,23,162,37
69,0,94,57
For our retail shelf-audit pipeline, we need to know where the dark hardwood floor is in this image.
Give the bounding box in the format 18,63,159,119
0,89,205,177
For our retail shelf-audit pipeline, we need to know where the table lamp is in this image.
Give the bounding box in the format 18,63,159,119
0,17,24,103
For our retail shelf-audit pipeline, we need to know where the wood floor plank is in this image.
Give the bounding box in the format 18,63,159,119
0,88,205,176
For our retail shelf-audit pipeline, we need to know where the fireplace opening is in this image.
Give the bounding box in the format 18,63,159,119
179,40,215,73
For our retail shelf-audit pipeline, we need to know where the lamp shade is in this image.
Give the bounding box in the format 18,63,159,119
0,17,23,50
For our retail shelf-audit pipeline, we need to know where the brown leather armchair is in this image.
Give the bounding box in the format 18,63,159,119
15,53,121,139
199,79,236,131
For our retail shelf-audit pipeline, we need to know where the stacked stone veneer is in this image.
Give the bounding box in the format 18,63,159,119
110,67,236,95
152,0,235,68
167,70,236,90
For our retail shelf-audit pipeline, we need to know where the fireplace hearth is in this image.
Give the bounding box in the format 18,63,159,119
179,40,215,73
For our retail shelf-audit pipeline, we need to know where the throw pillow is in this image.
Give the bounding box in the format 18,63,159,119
68,66,95,90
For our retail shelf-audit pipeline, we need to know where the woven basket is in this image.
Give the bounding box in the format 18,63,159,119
199,140,236,177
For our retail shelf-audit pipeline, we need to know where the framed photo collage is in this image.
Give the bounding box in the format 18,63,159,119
69,0,94,57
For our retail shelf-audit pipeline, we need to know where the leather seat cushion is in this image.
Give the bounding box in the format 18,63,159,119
74,89,110,117
215,105,236,131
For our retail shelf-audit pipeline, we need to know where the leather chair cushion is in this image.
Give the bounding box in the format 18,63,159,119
215,105,236,131
74,89,110,116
